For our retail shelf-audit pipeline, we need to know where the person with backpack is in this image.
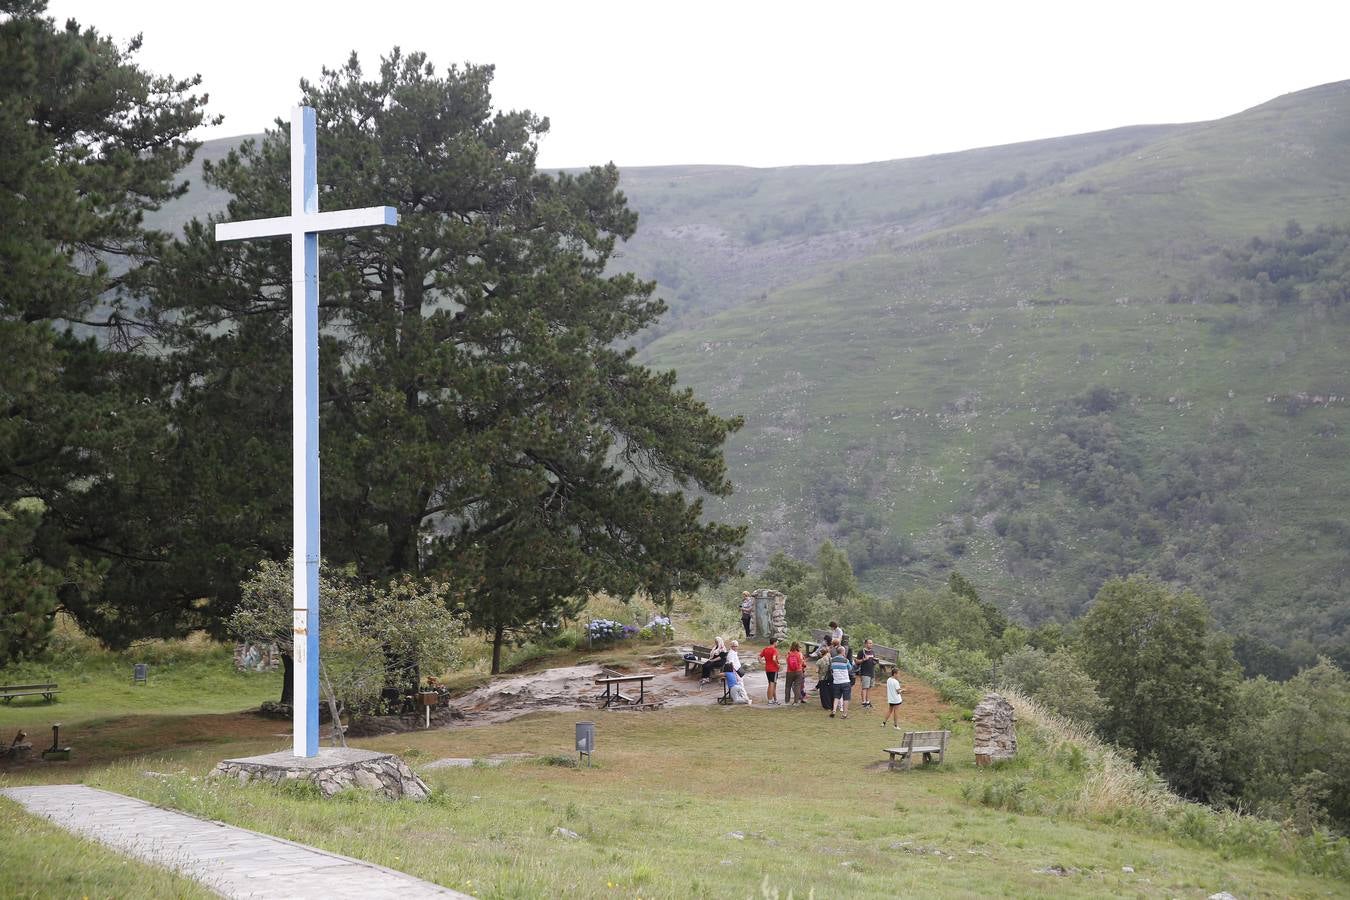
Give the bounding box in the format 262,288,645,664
783,641,806,705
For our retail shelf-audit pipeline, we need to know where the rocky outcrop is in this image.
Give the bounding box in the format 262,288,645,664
210,748,429,800
973,693,1016,764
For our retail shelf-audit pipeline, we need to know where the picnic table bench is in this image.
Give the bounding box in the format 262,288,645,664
684,644,716,677
595,671,656,708
885,730,950,770
0,682,60,703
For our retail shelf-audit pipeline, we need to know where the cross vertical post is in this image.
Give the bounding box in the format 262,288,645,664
216,106,397,757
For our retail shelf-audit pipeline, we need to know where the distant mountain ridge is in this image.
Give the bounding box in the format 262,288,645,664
153,81,1350,659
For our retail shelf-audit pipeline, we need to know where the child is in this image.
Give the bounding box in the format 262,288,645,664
758,637,781,705
881,666,903,730
725,666,752,705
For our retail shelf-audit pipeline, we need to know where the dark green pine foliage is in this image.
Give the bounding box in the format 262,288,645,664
149,51,745,672
0,1,211,656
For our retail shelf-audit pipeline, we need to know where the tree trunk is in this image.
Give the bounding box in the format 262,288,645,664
280,652,294,705
491,623,506,675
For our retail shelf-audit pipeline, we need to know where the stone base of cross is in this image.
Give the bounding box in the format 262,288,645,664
215,107,397,757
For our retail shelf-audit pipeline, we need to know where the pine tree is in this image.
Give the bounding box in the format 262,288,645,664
0,1,212,655
148,50,744,670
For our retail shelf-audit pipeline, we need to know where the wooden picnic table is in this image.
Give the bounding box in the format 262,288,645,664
595,673,656,708
0,682,60,703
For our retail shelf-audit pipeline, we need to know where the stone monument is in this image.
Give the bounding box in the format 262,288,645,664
211,748,429,799
748,589,788,642
973,692,1017,765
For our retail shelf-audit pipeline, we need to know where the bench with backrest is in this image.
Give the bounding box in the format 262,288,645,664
868,643,900,666
805,628,851,657
885,730,950,770
684,645,715,677
0,683,60,703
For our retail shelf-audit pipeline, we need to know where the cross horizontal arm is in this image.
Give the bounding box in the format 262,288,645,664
215,207,399,242
216,215,292,242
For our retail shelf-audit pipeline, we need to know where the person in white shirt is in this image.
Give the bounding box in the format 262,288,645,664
882,666,903,730
725,640,742,675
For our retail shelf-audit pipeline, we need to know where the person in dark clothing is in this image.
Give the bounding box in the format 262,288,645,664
855,639,878,708
699,636,729,683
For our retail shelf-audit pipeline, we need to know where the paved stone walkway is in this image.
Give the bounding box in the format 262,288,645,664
3,784,472,899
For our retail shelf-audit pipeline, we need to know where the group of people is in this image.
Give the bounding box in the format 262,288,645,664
698,620,904,726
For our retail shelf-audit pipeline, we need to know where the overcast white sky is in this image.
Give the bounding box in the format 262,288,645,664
47,0,1350,169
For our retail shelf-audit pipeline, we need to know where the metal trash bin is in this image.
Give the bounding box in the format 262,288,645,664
575,721,595,766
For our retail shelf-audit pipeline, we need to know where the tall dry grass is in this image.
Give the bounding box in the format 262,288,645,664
1000,687,1178,821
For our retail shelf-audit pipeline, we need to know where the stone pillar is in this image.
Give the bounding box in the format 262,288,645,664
769,591,787,642
972,693,1016,765
750,589,788,642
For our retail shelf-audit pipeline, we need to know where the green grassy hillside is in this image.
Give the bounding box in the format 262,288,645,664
153,81,1350,656
633,81,1350,653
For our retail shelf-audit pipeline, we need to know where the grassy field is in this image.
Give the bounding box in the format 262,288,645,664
3,632,1347,899
0,628,280,775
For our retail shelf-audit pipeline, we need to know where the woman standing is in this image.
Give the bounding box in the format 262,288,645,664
784,641,806,705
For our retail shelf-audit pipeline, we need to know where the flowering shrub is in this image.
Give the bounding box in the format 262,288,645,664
587,619,635,642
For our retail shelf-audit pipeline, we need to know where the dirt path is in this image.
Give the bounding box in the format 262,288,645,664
445,656,951,726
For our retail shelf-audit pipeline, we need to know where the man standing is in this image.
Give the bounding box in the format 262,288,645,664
740,592,754,638
856,639,878,709
758,637,781,705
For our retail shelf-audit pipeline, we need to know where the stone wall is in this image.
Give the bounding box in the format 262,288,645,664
750,589,788,642
972,693,1016,764
211,749,429,800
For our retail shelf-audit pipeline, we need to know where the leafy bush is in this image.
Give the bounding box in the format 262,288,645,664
1000,646,1105,727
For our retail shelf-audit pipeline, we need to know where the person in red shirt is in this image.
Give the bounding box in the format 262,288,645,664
758,637,781,705
784,641,806,705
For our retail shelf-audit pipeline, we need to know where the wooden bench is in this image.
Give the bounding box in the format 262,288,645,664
885,730,950,770
0,683,60,703
805,628,851,657
869,643,900,666
595,673,656,707
684,644,716,677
